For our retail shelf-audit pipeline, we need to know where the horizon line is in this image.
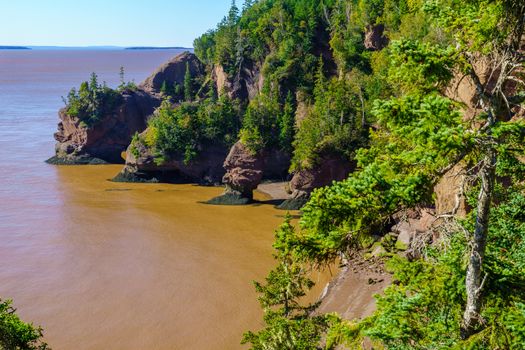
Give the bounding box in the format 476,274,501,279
0,45,193,49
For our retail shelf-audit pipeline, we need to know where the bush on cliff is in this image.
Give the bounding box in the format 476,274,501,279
325,186,525,349
193,0,393,169
291,64,370,172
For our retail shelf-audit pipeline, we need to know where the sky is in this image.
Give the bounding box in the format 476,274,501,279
0,0,244,47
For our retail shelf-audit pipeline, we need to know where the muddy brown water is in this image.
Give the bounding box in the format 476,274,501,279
3,165,289,349
0,50,330,349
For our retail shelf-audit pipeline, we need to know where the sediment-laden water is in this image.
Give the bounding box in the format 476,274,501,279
0,50,307,349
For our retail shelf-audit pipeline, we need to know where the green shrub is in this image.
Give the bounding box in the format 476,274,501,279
242,215,327,349
146,97,241,165
0,299,48,350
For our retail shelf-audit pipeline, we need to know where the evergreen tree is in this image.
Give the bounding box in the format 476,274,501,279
227,0,239,25
278,92,296,152
241,215,327,350
242,0,255,13
160,81,169,96
183,62,193,102
118,66,125,89
64,72,119,126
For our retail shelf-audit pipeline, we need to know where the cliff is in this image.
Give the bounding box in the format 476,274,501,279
47,51,201,165
47,1,374,208
47,89,160,164
48,0,509,215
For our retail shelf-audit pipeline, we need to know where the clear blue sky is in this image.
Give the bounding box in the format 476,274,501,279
0,0,244,47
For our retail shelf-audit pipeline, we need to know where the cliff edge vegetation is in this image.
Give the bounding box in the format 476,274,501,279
236,0,525,349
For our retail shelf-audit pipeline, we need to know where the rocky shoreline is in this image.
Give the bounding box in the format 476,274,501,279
48,51,356,210
315,258,391,321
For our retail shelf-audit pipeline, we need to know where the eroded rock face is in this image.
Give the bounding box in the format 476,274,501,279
212,62,264,101
278,155,353,210
113,133,228,184
48,52,206,165
364,24,389,51
208,142,265,204
446,50,525,122
47,90,160,164
434,163,468,217
445,58,491,122
207,142,291,205
139,51,204,95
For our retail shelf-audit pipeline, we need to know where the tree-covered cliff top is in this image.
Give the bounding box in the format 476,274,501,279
200,0,525,349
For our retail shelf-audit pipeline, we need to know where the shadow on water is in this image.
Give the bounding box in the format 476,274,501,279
252,199,286,207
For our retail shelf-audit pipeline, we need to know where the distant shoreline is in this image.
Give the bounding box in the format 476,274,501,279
125,47,192,50
0,46,192,51
0,46,31,50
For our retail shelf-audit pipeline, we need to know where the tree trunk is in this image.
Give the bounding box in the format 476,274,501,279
460,147,496,338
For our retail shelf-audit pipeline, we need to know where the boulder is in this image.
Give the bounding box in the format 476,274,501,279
47,90,160,164
278,155,353,210
207,141,265,205
391,208,437,253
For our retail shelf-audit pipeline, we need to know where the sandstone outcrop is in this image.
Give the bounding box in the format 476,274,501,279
113,133,228,184
278,155,353,210
207,142,265,205
139,51,204,96
47,89,160,164
207,142,291,205
212,61,264,101
48,52,205,165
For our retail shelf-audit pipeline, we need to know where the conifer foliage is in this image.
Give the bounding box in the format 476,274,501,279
225,0,525,348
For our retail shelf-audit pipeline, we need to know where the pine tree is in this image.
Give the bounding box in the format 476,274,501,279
183,62,193,102
242,0,255,13
119,66,125,89
160,81,169,96
278,91,295,152
241,215,327,349
228,0,239,26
